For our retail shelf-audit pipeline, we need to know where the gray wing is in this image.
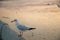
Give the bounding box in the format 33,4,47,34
17,25,30,31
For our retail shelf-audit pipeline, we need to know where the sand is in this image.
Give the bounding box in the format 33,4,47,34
0,5,60,40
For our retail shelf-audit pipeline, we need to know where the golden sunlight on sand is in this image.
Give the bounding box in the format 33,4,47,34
0,5,60,40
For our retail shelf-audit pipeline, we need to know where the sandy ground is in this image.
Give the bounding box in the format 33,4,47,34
0,5,60,40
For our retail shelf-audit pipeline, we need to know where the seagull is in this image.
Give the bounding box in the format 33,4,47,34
11,19,36,37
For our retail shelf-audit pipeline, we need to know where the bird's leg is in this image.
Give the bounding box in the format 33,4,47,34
21,31,23,36
18,32,22,37
31,31,34,36
20,31,23,36
18,31,23,37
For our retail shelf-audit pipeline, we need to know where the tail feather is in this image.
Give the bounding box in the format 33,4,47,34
29,28,36,30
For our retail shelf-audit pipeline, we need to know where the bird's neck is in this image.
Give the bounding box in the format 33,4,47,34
14,21,20,26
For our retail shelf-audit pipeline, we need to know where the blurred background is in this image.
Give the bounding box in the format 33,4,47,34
0,0,60,40
0,0,60,7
